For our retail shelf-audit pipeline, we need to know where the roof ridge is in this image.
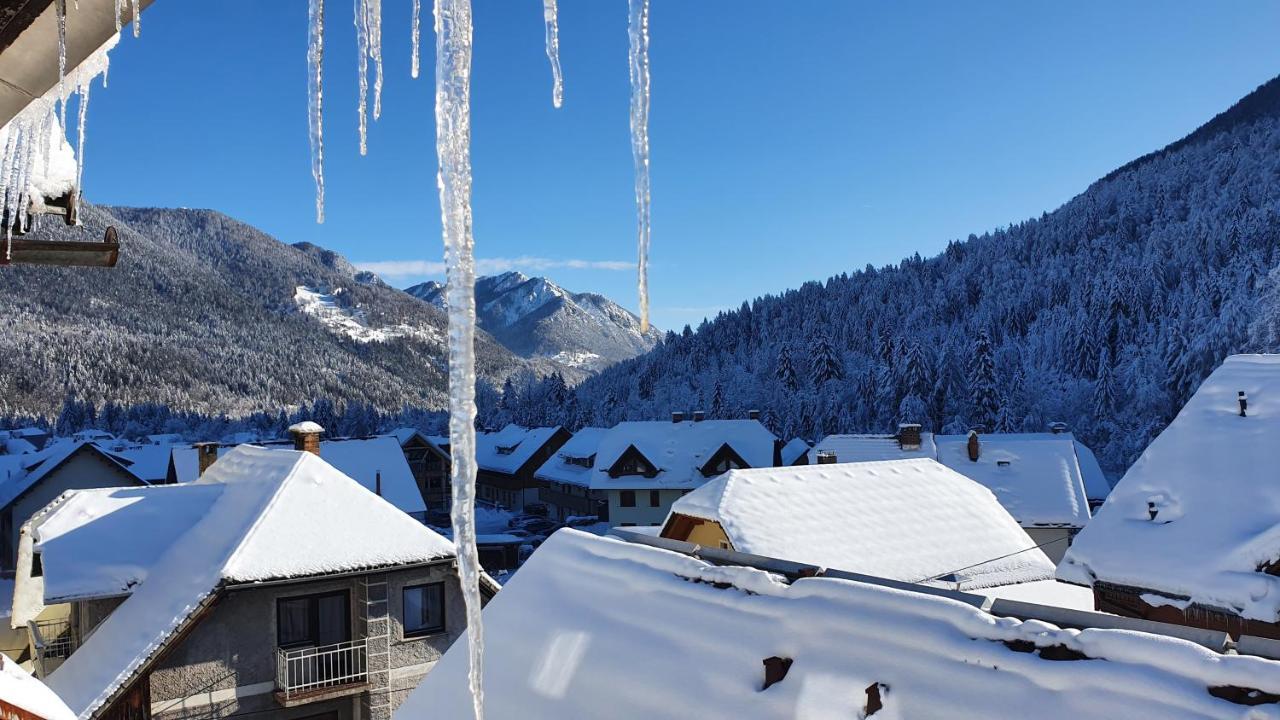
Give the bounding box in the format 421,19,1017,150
218,449,311,578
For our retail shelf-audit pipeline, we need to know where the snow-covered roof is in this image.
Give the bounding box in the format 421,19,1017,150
0,442,145,511
168,436,425,514
101,443,178,484
811,432,937,463
287,421,325,434
43,445,454,719
143,434,184,446
779,437,810,465
1072,440,1113,501
397,529,1280,720
476,425,564,475
534,427,609,486
667,459,1054,590
589,420,778,490
1058,355,1280,621
0,654,75,720
933,433,1092,528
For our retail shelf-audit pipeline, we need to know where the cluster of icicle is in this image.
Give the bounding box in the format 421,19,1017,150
628,0,651,332
0,31,118,258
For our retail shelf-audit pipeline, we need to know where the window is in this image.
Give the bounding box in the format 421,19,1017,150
649,490,660,507
403,583,446,637
620,490,636,507
277,591,349,649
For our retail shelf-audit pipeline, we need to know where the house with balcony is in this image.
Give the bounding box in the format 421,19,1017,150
390,429,451,513
533,427,610,522
588,414,780,528
10,443,495,720
474,425,571,513
1059,354,1280,640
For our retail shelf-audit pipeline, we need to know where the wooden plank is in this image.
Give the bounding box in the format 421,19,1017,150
0,237,119,267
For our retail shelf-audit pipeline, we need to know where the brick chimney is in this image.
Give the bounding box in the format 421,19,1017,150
772,438,784,467
966,430,980,462
288,421,325,455
671,411,685,423
897,423,922,451
748,409,761,421
692,410,706,422
816,450,837,465
194,442,219,477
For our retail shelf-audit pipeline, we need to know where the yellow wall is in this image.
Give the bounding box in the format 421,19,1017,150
685,520,732,550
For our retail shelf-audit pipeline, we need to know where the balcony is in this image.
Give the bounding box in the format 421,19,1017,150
29,618,79,678
274,639,369,706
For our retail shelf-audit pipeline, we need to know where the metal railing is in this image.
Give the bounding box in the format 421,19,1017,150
29,618,78,678
275,639,368,701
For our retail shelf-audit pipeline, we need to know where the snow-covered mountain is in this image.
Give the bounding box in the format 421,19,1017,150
405,272,661,371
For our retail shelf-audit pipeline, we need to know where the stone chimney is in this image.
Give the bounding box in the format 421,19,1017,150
288,421,325,455
966,430,980,462
671,411,685,423
194,442,220,477
897,423,922,451
692,410,706,422
1239,391,1248,418
816,450,837,465
772,438,784,467
748,409,761,421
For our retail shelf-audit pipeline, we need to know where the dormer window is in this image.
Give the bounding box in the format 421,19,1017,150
607,446,659,478
564,453,596,469
700,444,750,478
496,444,518,456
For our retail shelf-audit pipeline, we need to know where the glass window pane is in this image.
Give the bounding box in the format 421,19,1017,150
317,594,348,646
278,598,311,646
404,584,444,635
404,586,425,633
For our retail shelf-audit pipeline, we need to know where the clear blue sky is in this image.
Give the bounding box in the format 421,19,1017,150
80,1,1280,331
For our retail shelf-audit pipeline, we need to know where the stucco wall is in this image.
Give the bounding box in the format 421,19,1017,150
607,489,687,527
1024,527,1072,564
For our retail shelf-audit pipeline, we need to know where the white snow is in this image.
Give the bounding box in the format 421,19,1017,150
627,0,652,332
589,419,778,491
476,424,563,475
293,285,442,344
811,432,937,463
287,420,325,434
668,459,1055,590
542,0,562,108
0,654,75,720
533,427,608,487
976,579,1099,612
42,446,454,719
1059,354,1280,621
397,529,1280,720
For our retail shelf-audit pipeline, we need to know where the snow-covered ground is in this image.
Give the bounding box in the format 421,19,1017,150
293,285,440,344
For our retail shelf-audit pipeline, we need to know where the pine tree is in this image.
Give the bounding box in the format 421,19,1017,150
775,345,799,392
969,329,999,431
809,332,845,386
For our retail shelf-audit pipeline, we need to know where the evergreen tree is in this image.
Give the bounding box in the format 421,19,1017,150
809,332,845,386
969,329,999,431
775,345,799,392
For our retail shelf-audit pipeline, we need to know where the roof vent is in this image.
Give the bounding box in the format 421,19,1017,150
747,409,761,421
1049,421,1069,434
1239,391,1248,418
671,411,685,423
761,656,793,691
967,430,980,462
997,459,1011,467
816,450,837,465
692,410,706,422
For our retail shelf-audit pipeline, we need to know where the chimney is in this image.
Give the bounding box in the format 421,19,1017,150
375,470,382,496
897,423,922,451
816,450,837,465
194,442,219,477
692,410,706,422
288,421,325,455
1239,391,1248,418
772,438,784,467
1049,421,1069,435
671,411,685,423
966,430,980,462
748,409,761,421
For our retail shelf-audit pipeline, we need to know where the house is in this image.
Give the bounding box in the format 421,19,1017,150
168,425,427,520
395,528,1280,719
812,425,1101,562
390,428,452,513
589,415,780,528
777,437,810,466
1058,354,1280,639
4,431,49,454
532,427,610,522
474,425,571,513
0,442,150,576
0,653,74,720
12,443,496,720
660,459,1055,591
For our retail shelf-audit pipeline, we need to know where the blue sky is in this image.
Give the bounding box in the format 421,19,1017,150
81,1,1280,331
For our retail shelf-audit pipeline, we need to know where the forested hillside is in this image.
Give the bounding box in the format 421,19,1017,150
513,76,1280,476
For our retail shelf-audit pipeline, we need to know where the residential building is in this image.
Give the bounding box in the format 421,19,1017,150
395,528,1280,719
390,429,452,513
1059,354,1280,639
812,425,1102,562
660,459,1055,591
588,415,779,528
474,425,571,513
0,654,74,720
532,427,610,522
12,443,495,720
777,437,810,466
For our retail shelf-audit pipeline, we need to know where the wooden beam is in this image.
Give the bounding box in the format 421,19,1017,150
1,228,119,267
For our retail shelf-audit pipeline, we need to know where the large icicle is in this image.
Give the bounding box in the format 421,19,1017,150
55,0,67,129
434,1,483,718
354,0,370,155
307,0,325,223
114,0,123,31
130,0,140,37
628,0,652,332
542,0,562,108
369,0,383,119
74,82,89,205
411,0,421,78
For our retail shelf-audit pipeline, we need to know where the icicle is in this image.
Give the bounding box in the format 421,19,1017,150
131,0,140,37
74,81,90,218
434,0,483,717
308,0,325,223
55,0,67,129
369,0,383,120
354,0,370,155
411,0,421,79
542,0,563,108
628,0,652,332
114,0,123,32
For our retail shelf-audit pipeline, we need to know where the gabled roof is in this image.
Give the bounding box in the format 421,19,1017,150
169,436,425,514
397,529,1280,720
933,433,1092,528
0,653,75,720
589,420,778,490
534,427,609,487
779,437,810,465
101,443,178,484
667,459,1054,590
42,445,455,719
811,432,937,463
1059,355,1280,621
0,442,146,511
476,425,565,475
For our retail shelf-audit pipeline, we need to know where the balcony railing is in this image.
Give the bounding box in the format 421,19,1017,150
29,618,79,678
275,639,369,703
